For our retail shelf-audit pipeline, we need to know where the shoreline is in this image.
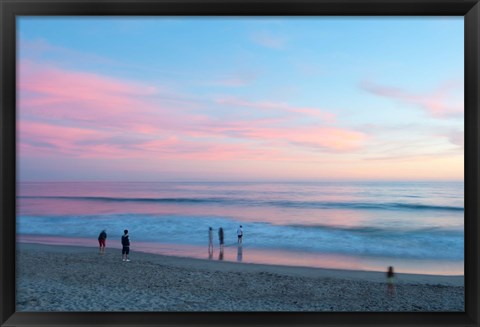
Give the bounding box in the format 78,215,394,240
17,242,464,286
16,234,464,276
16,242,464,311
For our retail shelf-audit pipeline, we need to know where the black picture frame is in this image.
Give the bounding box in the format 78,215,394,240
1,0,478,326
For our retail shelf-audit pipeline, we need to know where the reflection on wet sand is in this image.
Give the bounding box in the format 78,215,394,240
17,234,464,275
237,245,243,262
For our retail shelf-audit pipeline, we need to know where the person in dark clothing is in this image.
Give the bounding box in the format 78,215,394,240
386,266,396,296
237,225,243,244
98,230,107,254
218,227,224,253
121,229,131,262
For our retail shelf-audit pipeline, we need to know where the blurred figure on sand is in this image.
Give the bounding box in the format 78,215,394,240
208,227,214,255
237,225,243,244
98,229,107,254
387,266,396,296
121,229,131,262
218,227,224,253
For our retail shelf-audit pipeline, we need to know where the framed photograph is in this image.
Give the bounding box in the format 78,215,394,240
1,0,479,326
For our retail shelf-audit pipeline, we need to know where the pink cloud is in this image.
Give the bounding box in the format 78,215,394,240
439,130,464,148
18,120,108,157
239,126,367,152
19,119,147,159
360,80,463,118
18,60,195,134
186,118,367,152
18,118,287,162
448,131,464,147
18,59,367,167
19,60,156,102
126,134,287,162
215,97,337,124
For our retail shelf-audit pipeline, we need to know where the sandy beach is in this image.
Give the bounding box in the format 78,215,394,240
16,243,464,312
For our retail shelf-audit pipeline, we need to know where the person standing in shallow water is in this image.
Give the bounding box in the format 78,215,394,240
218,227,224,253
121,229,131,262
98,229,107,254
387,266,396,296
208,227,214,255
237,225,243,245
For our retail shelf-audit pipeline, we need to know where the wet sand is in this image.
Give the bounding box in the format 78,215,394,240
16,243,464,312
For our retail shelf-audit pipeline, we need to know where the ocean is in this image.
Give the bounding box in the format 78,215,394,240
16,181,464,275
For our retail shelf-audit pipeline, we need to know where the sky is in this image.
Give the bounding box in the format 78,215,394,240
17,17,464,182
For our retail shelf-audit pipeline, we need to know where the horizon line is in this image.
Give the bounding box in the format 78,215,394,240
17,179,464,183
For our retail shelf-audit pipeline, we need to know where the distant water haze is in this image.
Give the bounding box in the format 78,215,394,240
17,181,464,275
